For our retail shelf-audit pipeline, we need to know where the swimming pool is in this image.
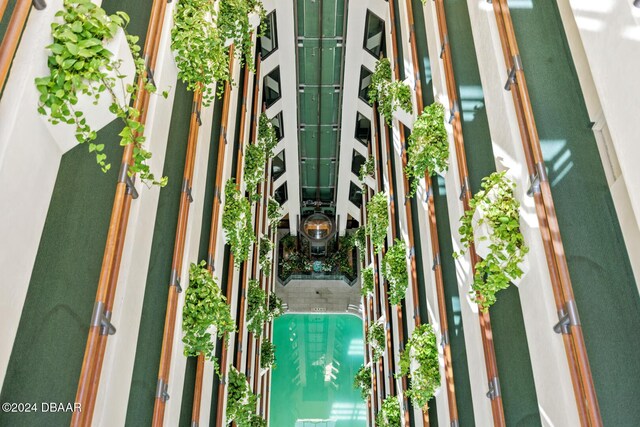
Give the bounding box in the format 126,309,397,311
270,314,367,427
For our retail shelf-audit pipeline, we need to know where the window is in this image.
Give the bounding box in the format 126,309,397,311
260,12,278,58
355,112,371,146
263,67,281,108
351,150,366,176
274,182,288,205
271,111,284,141
272,150,286,181
348,181,363,208
359,66,373,103
363,11,385,58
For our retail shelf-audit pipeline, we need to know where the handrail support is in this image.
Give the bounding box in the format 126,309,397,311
486,376,501,400
91,301,116,336
554,299,581,335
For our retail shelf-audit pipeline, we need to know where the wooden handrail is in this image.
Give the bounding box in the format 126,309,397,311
0,0,31,94
415,0,509,424
491,1,602,425
0,0,8,23
151,84,204,425
71,1,168,424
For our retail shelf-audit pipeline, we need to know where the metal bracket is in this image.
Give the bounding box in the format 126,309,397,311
432,253,441,271
504,55,523,91
554,299,580,334
118,163,139,199
486,376,501,400
207,254,215,271
182,179,193,203
193,102,202,126
33,0,47,10
146,64,156,88
441,330,450,346
170,268,182,293
448,100,459,124
408,246,416,258
156,379,170,402
91,301,116,336
414,307,419,320
451,420,460,427
191,422,198,427
528,162,547,196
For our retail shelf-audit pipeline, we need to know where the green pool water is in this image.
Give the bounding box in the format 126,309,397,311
270,314,367,427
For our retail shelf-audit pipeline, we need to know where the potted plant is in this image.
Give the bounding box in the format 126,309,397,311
222,178,255,268
397,323,441,411
35,0,166,186
226,366,260,425
246,280,267,336
361,266,374,297
456,171,529,311
368,58,413,126
376,396,401,427
367,321,386,363
258,237,273,276
366,192,389,254
405,103,449,196
353,365,372,401
171,0,230,104
182,261,235,364
382,239,409,305
260,340,276,370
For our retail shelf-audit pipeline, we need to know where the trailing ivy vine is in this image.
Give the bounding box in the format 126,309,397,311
222,178,255,268
36,0,166,186
260,340,276,370
267,197,282,232
182,261,235,364
258,113,278,159
171,0,229,104
359,156,375,184
353,365,372,401
397,324,440,411
353,226,367,263
258,237,273,276
226,367,260,426
218,0,265,70
366,192,389,254
368,58,413,125
405,103,449,196
456,171,528,311
382,239,409,305
375,396,401,427
244,114,278,201
367,322,385,363
267,292,285,321
361,266,374,297
247,279,267,336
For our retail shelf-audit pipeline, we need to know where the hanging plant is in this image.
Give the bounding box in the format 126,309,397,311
359,156,375,184
247,279,267,336
243,142,266,202
226,367,259,426
353,226,367,263
182,261,235,364
456,171,529,311
171,0,230,104
368,58,413,125
267,292,285,321
222,178,255,268
361,266,374,297
218,0,266,69
258,237,273,276
35,0,166,186
366,192,389,254
375,396,401,427
367,322,385,363
353,365,372,401
258,113,278,159
249,415,267,427
405,103,449,197
397,324,440,411
267,197,282,232
260,340,276,370
382,239,409,305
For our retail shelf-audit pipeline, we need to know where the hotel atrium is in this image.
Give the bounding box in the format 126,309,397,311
1,0,640,426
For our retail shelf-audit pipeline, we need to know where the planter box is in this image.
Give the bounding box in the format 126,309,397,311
41,28,136,154
471,196,529,286
392,78,415,128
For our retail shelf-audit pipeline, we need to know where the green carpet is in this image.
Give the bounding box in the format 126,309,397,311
124,79,192,426
178,86,224,427
508,0,640,424
270,314,366,427
442,0,542,424
0,2,152,425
